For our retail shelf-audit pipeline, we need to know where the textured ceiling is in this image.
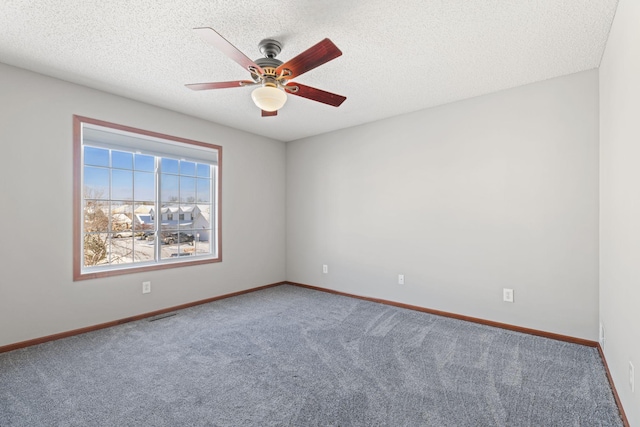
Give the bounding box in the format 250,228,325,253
0,0,618,142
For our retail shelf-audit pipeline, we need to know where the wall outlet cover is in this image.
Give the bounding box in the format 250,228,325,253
503,288,514,303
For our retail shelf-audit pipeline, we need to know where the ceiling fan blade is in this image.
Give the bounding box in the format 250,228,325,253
287,83,346,107
276,39,342,79
185,80,255,91
194,27,264,74
262,110,278,117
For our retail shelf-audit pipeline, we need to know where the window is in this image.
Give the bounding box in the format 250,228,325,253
73,116,221,280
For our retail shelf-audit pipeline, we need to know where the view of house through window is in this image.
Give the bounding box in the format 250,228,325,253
74,116,221,280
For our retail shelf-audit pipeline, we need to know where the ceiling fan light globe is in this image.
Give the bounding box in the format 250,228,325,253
251,86,287,112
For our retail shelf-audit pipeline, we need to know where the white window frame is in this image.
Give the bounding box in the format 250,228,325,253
73,115,222,281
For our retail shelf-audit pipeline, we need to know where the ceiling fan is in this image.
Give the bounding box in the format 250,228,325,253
186,27,347,117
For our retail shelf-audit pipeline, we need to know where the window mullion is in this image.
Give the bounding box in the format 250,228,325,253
155,156,161,262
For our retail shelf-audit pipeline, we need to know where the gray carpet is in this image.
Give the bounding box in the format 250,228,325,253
0,285,623,426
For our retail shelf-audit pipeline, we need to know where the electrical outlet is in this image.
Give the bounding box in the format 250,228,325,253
599,323,605,349
322,264,328,274
142,281,151,294
630,362,635,393
398,274,404,285
503,288,514,303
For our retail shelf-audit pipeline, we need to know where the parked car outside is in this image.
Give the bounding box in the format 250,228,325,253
113,231,134,238
140,231,156,240
162,232,195,245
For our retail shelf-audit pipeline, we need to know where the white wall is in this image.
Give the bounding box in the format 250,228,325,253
287,69,600,340
600,0,640,423
0,63,286,347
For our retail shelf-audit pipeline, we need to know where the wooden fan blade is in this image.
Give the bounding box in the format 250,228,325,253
262,110,278,117
194,27,264,74
287,83,346,107
185,80,255,91
276,39,342,79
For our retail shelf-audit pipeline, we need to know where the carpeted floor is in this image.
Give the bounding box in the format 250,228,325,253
0,285,623,426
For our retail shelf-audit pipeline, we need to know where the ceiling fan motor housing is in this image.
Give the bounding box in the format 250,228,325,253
253,59,284,83
252,39,285,83
258,39,282,59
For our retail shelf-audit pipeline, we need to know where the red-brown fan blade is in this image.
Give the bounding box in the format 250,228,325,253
185,80,255,91
194,27,264,75
287,83,346,107
276,39,342,79
262,110,278,117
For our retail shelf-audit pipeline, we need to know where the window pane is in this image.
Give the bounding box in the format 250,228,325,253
109,234,134,265
160,242,175,260
83,233,109,266
197,205,211,232
134,171,155,201
160,174,179,202
111,202,133,233
194,236,211,256
84,146,109,167
84,166,109,199
84,201,109,232
159,230,196,259
195,228,210,243
133,237,156,263
180,161,196,176
161,204,179,231
133,202,155,233
135,154,154,172
180,205,196,229
112,150,133,170
176,230,196,257
196,163,210,178
197,178,210,203
161,158,179,174
180,176,196,203
111,170,133,200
